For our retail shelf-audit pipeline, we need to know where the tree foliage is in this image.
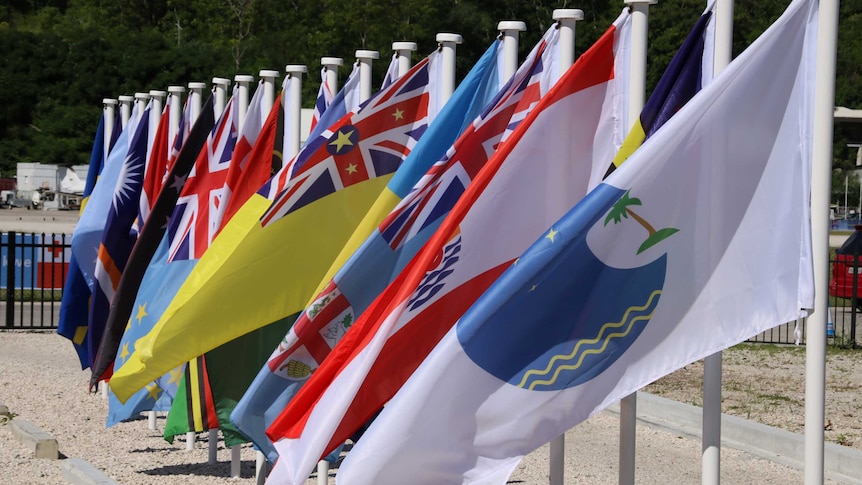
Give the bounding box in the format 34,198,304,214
0,0,860,185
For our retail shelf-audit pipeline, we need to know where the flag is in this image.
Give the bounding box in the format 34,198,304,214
58,112,106,367
338,0,817,481
87,103,150,374
104,92,240,423
605,1,716,178
231,37,510,462
304,63,361,146
90,97,215,388
138,96,172,230
109,49,442,403
66,103,143,369
265,11,632,483
381,51,401,90
310,67,333,135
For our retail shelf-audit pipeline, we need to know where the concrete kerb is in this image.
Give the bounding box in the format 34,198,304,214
62,458,120,485
606,392,862,485
8,418,59,459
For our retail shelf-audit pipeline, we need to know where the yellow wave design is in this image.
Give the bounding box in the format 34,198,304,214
517,290,661,390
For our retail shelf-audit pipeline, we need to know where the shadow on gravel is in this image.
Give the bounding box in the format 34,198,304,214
139,461,258,478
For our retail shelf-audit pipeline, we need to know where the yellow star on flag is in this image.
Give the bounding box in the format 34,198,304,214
345,163,358,175
146,383,161,401
120,342,130,363
135,303,148,324
392,108,404,120
329,129,355,152
530,284,538,292
167,367,184,386
545,228,559,243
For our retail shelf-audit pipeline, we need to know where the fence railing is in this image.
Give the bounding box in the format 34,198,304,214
0,230,859,349
0,231,69,330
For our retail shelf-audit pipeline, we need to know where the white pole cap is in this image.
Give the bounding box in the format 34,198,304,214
168,85,185,94
355,49,380,60
392,41,417,52
497,21,526,32
188,81,207,91
235,74,255,83
552,9,585,21
436,33,463,44
625,0,658,4
321,57,344,67
118,95,135,103
103,98,118,106
212,77,231,87
134,92,151,101
284,65,308,76
259,70,280,79
149,90,166,99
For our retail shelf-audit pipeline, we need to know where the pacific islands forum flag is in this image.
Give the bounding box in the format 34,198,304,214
337,0,817,482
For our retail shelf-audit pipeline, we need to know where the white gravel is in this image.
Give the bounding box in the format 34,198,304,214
0,331,846,484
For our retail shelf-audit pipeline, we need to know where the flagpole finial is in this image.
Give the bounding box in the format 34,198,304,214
103,98,118,107
167,86,185,95
321,57,343,67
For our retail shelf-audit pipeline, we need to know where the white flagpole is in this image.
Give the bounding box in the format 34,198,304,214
118,95,134,129
392,42,417,76
283,65,307,165
547,10,583,484
321,58,343,94
102,99,118,158
188,82,207,123
147,91,166,170
497,21,526,80
436,33,463,103
620,2,655,484
134,92,150,119
702,2,733,484
808,0,838,483
355,50,380,103
259,70,280,108
235,74,255,131
167,86,185,147
212,77,231,118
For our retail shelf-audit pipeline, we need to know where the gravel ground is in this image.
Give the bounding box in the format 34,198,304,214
2,331,856,484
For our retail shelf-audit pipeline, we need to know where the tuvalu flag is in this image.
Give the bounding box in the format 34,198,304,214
231,37,510,462
91,97,216,388
337,0,817,481
109,49,442,403
264,11,632,484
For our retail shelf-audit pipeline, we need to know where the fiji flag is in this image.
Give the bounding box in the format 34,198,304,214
231,37,509,462
337,0,818,482
88,104,150,375
58,112,106,367
109,50,442,403
265,11,633,483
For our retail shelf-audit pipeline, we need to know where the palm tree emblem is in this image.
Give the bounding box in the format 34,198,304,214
604,190,679,254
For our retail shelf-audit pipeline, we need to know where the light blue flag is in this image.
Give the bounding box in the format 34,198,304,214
231,38,508,462
58,112,105,367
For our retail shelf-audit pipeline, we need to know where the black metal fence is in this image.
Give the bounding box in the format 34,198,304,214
0,231,70,330
0,230,858,349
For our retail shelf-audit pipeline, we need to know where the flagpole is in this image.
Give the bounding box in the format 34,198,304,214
808,0,839,483
701,1,733,484
148,91,166,169
283,65,307,163
321,57,343,94
134,92,150,119
498,21,526,80
213,77,231,118
620,2,655,485
102,99,118,158
356,50,380,103
119,95,134,129
235,74,255,131
188,82,207,123
545,11,584,485
167,86,185,146
392,42,417,76
259,70,280,109
436,33,463,102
